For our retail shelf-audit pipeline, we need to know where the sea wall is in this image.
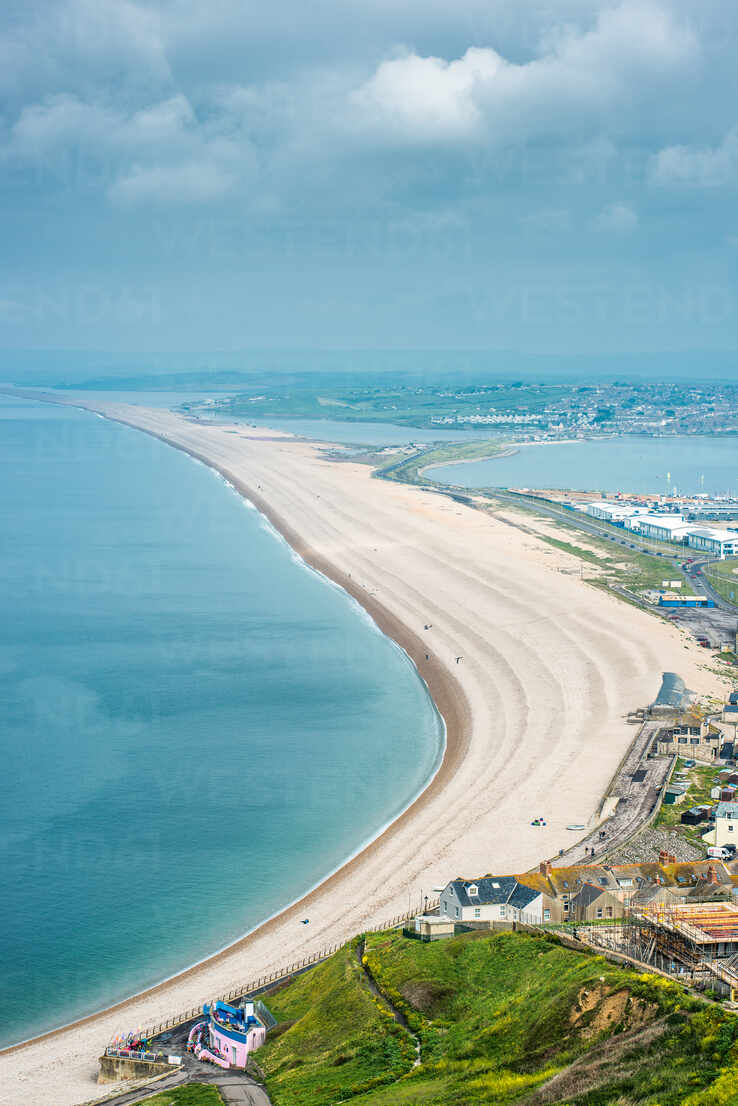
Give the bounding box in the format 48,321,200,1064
97,1055,176,1084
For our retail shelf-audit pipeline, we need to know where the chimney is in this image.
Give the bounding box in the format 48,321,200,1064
540,860,553,878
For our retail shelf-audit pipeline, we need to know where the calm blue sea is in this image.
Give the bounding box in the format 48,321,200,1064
430,436,738,497
0,395,443,1048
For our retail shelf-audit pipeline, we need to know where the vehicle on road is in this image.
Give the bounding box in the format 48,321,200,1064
708,846,733,860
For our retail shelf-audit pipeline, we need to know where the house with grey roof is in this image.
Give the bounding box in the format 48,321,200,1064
439,876,543,924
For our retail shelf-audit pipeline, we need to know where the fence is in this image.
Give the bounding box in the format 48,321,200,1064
104,1048,176,1064
136,899,438,1043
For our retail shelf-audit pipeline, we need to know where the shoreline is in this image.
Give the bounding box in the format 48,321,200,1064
1,394,726,1106
0,398,472,1058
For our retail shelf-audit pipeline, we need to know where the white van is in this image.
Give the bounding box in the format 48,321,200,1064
707,846,733,860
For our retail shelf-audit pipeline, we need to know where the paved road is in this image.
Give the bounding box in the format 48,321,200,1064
91,1070,271,1106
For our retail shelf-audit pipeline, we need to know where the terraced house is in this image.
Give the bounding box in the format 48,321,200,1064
440,858,738,927
655,712,724,761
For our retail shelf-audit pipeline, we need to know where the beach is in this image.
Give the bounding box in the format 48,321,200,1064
0,400,726,1106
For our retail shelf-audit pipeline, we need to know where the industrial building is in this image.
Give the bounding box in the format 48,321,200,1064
631,514,693,542
687,529,738,558
658,593,715,608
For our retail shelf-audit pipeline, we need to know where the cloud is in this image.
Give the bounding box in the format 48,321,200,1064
593,201,638,232
650,126,738,187
351,47,502,142
349,2,696,145
5,90,251,206
109,160,236,204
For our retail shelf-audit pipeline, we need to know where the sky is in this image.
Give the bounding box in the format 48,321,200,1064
1,0,737,367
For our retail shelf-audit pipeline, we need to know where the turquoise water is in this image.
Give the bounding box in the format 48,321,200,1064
430,436,738,497
0,395,443,1048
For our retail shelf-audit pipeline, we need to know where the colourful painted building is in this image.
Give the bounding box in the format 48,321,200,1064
188,1000,271,1069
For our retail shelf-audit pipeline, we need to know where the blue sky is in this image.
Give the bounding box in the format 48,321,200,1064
1,0,737,362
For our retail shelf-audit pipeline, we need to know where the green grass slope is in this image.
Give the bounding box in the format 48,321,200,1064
257,930,738,1106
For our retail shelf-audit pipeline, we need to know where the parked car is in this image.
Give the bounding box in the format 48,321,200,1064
708,846,734,860
682,759,697,768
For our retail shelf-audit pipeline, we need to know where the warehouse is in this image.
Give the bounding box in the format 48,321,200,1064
687,528,738,558
632,514,692,542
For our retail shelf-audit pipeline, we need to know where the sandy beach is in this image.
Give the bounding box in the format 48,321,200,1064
0,400,726,1106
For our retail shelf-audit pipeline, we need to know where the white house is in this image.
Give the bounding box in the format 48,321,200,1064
713,801,738,847
439,876,543,923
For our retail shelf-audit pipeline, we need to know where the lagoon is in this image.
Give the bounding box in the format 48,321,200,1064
429,435,738,497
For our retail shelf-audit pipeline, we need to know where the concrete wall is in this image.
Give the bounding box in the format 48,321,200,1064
97,1055,175,1084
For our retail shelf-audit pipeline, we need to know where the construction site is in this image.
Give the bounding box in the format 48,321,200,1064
580,900,738,1000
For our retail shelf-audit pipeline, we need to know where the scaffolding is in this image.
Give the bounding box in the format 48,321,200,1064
579,902,738,999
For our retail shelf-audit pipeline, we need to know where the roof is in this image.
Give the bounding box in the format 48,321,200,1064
654,903,738,944
689,528,738,542
577,882,616,907
509,883,540,910
716,802,738,818
447,876,518,906
636,514,688,530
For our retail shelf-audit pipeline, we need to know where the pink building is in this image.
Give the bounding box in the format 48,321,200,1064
188,999,271,1069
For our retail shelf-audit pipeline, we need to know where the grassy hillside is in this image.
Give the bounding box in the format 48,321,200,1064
257,929,738,1106
140,1087,223,1105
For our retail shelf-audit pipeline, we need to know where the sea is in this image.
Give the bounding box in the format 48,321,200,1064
429,435,738,498
0,394,443,1048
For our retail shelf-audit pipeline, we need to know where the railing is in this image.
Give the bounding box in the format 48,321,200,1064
104,1048,177,1064
255,1000,277,1031
134,900,438,1042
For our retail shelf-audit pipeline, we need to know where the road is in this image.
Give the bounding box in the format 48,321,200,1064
90,1070,271,1106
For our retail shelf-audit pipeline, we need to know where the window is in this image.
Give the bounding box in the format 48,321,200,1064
596,908,603,918
543,909,551,921
678,737,688,744
455,906,459,917
474,907,481,918
500,905,506,917
606,907,613,918
467,883,478,897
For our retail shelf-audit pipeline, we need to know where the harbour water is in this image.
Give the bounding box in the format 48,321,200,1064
0,394,443,1048
220,415,500,447
429,435,738,498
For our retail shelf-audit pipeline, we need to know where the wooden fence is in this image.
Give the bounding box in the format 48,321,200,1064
136,899,439,1042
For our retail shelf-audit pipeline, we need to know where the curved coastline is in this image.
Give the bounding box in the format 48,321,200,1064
0,401,472,1058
